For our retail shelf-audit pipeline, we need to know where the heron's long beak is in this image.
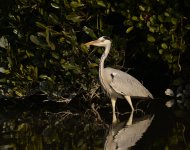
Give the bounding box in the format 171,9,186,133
84,40,99,46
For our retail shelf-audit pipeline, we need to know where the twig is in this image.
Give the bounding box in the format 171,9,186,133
178,52,182,72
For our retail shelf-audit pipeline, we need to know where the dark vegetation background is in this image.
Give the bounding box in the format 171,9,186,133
0,0,190,149
0,0,190,98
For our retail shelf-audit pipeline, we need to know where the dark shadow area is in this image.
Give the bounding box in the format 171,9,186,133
0,94,190,149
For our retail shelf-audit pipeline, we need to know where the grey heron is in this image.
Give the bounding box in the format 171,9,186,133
84,36,153,123
104,114,154,150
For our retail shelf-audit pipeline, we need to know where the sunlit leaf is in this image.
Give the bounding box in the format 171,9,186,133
45,29,56,50
0,36,9,49
26,50,34,57
147,34,155,42
51,2,60,9
49,13,59,25
66,14,83,23
83,26,97,39
149,26,156,33
59,37,65,43
35,22,47,29
80,44,89,53
60,59,66,64
149,15,156,24
171,18,177,25
30,35,48,48
39,75,53,81
52,52,60,59
15,90,24,97
161,43,168,49
139,5,145,11
17,123,29,131
126,26,134,33
7,57,12,68
140,14,144,21
70,1,84,8
97,1,106,7
159,49,163,54
0,67,10,74
34,67,38,79
158,15,164,22
164,12,170,17
88,63,98,68
132,16,138,21
61,63,81,73
27,76,33,81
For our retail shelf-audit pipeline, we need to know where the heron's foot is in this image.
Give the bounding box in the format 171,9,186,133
112,115,118,124
112,109,118,124
126,110,134,126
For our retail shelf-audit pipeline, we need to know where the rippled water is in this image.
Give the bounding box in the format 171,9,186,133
0,95,189,150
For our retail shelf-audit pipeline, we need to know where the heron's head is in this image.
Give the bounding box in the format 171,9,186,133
84,36,111,48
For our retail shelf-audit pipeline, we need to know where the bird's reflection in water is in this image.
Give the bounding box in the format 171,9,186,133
104,112,154,150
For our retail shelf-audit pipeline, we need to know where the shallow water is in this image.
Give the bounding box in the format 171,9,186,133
0,95,189,150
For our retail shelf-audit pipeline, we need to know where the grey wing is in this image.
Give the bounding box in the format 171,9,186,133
114,115,154,149
105,68,153,98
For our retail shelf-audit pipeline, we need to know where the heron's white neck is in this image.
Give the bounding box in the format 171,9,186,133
99,43,111,79
100,43,111,70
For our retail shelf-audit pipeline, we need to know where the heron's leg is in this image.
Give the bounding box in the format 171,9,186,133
124,96,134,125
111,97,117,124
124,96,134,111
126,110,134,125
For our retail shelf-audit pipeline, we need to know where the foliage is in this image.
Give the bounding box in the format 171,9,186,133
1,1,190,149
0,0,190,97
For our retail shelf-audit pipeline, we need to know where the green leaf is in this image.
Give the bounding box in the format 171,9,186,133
147,34,155,42
34,67,38,79
97,1,106,7
126,26,134,33
17,123,29,131
159,49,163,54
82,26,97,39
171,18,177,25
61,63,81,73
164,12,170,17
88,63,98,68
39,75,53,81
51,2,60,9
27,76,33,81
49,13,59,25
0,36,9,49
70,1,84,8
45,29,55,50
81,44,89,53
52,52,60,59
30,35,47,48
66,14,83,23
161,43,168,49
60,59,66,64
26,50,34,57
15,90,23,97
139,5,145,11
149,26,156,33
132,16,138,21
149,15,156,24
158,15,164,22
0,67,10,74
